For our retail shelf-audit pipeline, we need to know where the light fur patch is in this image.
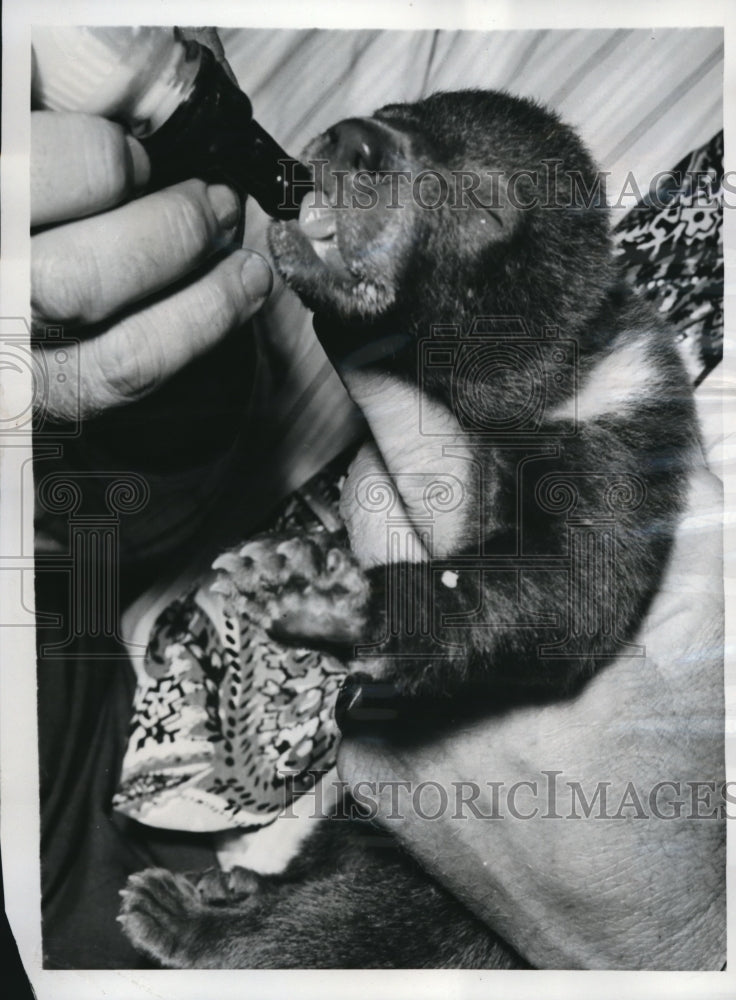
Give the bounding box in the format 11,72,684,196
550,336,657,422
340,369,475,562
214,770,342,875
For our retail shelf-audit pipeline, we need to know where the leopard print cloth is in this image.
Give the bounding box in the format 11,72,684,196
612,130,723,381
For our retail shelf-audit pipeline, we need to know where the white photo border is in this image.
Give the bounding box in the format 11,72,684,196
1,1,733,997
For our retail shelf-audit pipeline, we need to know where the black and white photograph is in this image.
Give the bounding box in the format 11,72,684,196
0,0,732,996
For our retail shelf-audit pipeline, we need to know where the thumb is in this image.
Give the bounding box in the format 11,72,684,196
34,249,272,422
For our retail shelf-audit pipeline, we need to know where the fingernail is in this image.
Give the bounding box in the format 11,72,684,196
241,251,273,302
206,183,241,231
125,136,151,191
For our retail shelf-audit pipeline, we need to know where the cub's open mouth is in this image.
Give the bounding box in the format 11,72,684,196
298,199,352,278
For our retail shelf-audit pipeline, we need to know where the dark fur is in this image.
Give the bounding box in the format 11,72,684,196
118,90,697,968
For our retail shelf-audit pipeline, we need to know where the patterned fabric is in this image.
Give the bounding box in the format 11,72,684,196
613,131,723,381
113,460,349,831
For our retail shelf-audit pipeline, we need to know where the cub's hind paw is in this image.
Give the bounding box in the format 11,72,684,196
211,533,371,646
118,868,203,967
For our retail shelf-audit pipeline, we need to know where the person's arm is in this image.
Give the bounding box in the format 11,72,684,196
338,421,725,970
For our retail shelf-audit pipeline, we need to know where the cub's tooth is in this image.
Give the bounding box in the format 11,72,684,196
211,552,242,573
299,199,315,226
299,199,337,239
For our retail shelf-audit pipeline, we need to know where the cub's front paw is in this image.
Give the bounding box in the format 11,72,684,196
118,868,205,967
211,533,371,647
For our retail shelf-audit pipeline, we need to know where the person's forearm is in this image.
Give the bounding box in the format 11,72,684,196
338,467,725,969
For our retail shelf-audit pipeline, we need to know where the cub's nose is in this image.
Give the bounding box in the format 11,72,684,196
323,118,387,173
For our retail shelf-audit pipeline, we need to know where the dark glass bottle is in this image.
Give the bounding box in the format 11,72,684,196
32,26,312,218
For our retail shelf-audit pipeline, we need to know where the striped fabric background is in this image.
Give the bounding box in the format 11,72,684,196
220,27,723,497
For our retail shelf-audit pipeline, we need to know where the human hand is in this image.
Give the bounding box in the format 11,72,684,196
31,108,272,422
338,460,724,970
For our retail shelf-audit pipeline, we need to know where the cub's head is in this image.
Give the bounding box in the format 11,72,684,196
269,90,614,337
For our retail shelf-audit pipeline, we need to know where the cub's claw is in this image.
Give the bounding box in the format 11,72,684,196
194,866,263,905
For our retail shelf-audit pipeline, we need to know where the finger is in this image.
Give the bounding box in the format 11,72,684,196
35,249,272,421
31,112,150,226
32,179,242,325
